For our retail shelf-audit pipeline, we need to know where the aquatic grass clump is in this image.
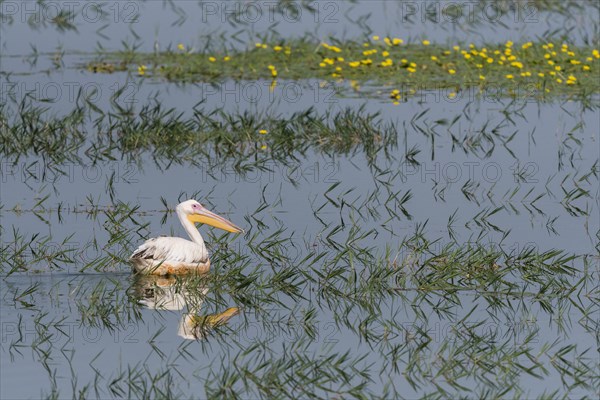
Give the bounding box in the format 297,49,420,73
1,99,398,167
88,38,600,101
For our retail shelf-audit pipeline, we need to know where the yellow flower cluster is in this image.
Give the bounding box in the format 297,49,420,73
390,89,401,105
268,65,277,78
322,43,342,53
154,38,599,99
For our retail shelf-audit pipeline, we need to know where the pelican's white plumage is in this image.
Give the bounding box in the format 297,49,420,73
130,199,242,275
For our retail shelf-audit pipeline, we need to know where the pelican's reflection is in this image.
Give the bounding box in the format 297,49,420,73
131,275,239,340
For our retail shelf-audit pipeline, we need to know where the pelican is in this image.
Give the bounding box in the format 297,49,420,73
130,199,242,275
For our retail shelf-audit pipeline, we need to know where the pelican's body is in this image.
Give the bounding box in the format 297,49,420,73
130,199,242,275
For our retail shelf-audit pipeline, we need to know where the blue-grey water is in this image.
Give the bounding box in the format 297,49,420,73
1,1,599,399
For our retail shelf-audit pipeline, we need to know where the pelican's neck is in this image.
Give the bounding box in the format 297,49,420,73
177,209,204,246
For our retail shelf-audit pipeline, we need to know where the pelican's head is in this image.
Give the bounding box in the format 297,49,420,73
177,199,243,233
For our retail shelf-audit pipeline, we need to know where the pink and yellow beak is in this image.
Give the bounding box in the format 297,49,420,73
187,206,243,233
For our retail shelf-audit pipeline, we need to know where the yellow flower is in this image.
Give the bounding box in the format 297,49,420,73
209,56,216,62
549,71,556,76
259,129,268,135
479,75,485,80
409,62,417,68
349,61,360,68
448,92,456,99
510,61,523,68
407,67,416,73
592,49,600,58
337,56,345,62
392,38,403,45
372,35,380,41
544,54,551,59
583,65,590,71
335,66,342,71
453,45,460,51
506,74,514,79
547,43,554,48
382,51,390,57
547,60,555,66
273,45,282,52
422,40,430,46
268,65,275,70
271,70,278,77
224,56,230,61
384,37,392,46
137,65,147,75
177,43,185,51
261,145,267,150
487,57,494,63
570,59,581,65
431,56,438,61
255,42,262,48
538,72,545,77
464,54,471,59
556,78,562,83
319,62,326,67
555,65,561,71
448,69,456,74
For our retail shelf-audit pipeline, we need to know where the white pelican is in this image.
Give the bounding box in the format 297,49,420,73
130,199,242,275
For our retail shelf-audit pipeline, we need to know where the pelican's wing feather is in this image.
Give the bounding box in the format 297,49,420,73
131,237,208,264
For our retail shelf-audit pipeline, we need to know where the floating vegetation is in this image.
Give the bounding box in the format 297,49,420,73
87,39,600,102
